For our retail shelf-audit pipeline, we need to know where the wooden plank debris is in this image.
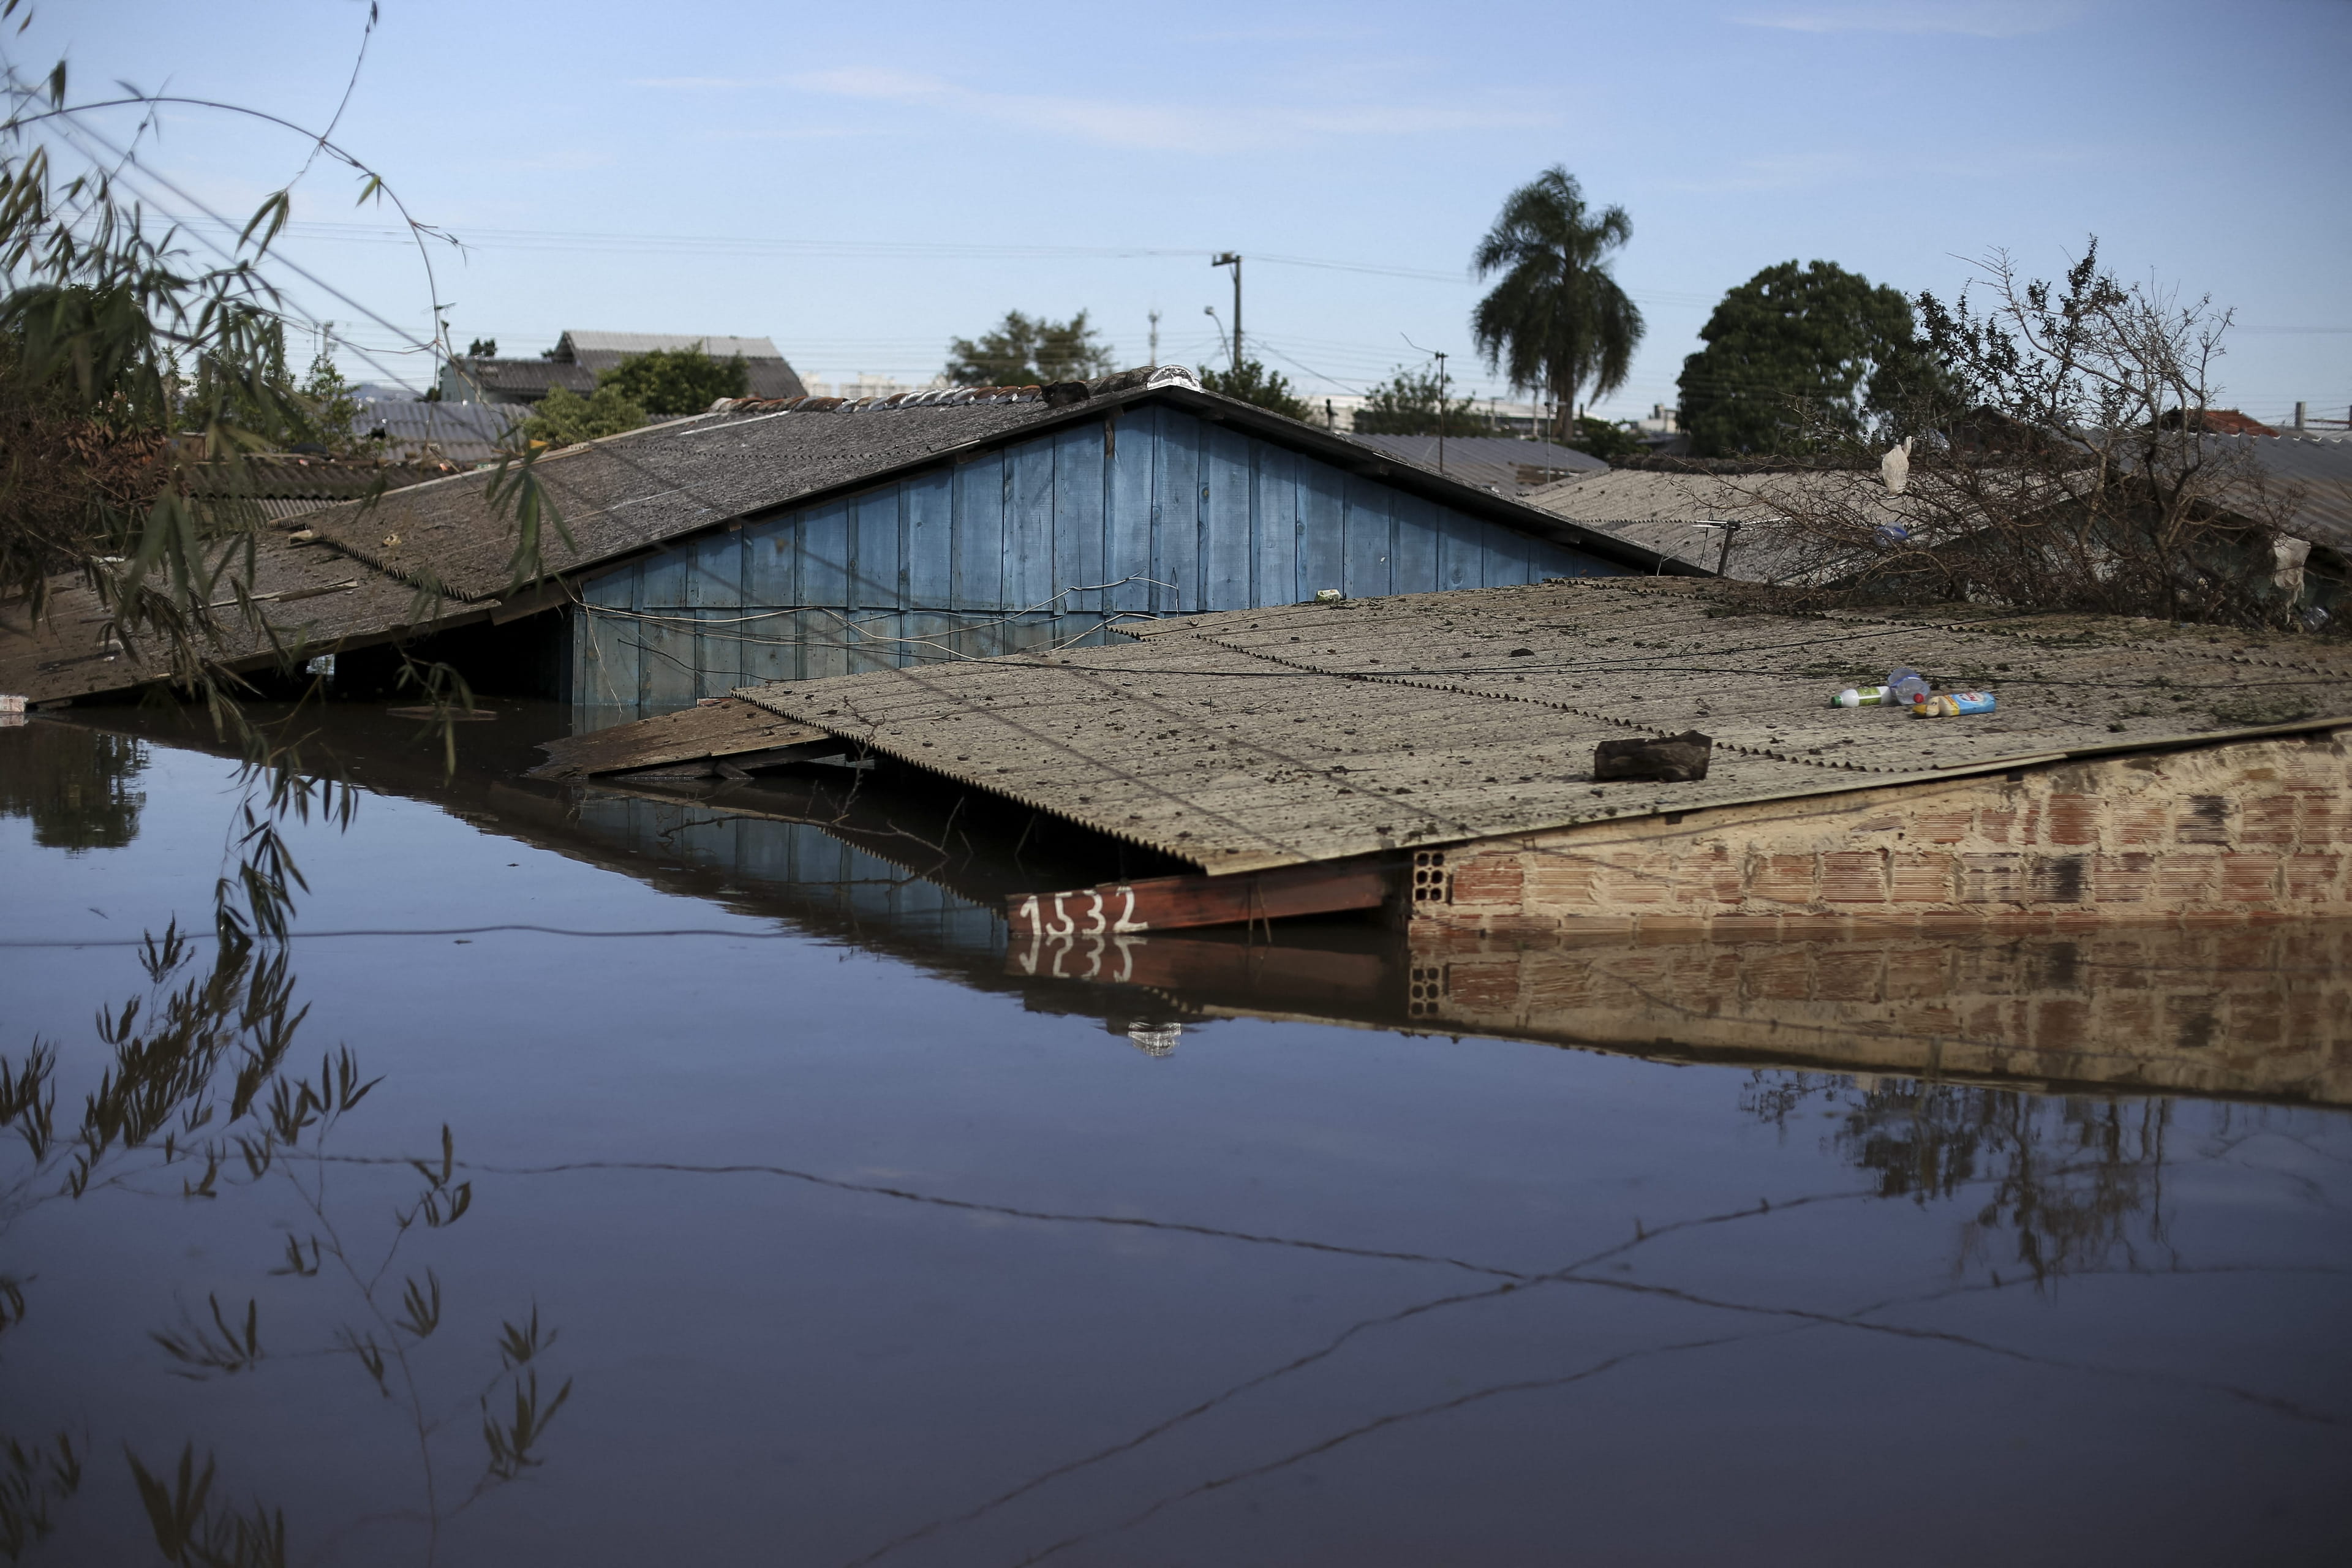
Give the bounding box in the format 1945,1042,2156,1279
529,697,831,779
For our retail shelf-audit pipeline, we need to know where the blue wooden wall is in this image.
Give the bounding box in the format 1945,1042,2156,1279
574,404,1625,721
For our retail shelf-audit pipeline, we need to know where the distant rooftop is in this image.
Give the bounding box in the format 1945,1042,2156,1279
552,331,785,364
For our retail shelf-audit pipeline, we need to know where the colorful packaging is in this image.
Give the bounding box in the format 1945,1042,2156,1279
1911,690,1997,717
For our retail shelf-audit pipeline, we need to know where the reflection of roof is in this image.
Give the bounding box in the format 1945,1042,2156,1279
353,399,526,465
1344,434,1606,496
732,576,2352,874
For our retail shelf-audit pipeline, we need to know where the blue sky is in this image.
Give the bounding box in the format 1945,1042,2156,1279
31,0,2352,422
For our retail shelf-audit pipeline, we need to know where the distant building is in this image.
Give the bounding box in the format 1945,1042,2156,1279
437,331,807,406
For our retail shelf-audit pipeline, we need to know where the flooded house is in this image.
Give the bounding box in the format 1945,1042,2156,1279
0,367,1684,723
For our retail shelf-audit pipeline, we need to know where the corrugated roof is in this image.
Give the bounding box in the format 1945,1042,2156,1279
1521,468,1905,581
1342,435,1607,496
354,399,527,465
2234,431,2352,551
728,577,2352,874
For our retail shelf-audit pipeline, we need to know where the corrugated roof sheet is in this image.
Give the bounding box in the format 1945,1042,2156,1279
2234,431,2352,551
1343,435,1607,496
1521,468,1907,581
354,399,527,465
729,577,2352,874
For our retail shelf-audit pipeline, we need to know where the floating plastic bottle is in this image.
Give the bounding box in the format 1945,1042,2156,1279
1829,685,1893,707
1912,690,1996,717
1887,666,1930,706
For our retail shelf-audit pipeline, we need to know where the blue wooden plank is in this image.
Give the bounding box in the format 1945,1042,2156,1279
1051,423,1106,611
1251,442,1300,608
1201,424,1252,610
639,546,687,609
1393,491,1441,595
1152,411,1201,614
801,500,850,608
905,469,954,608
1298,455,1345,602
737,605,797,685
1437,508,1484,591
852,488,903,612
744,512,796,606
1008,437,1057,612
952,453,1006,610
1480,517,1534,587
801,606,848,682
687,528,741,609
1104,410,1156,614
1341,475,1393,598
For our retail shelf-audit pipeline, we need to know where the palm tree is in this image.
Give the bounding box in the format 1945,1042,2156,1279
1470,168,1644,442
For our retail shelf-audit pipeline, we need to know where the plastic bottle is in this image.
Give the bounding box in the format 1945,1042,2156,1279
1829,685,1893,708
1911,690,1997,717
1887,666,1929,706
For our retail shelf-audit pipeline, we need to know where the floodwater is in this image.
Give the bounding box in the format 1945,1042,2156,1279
2,706,2348,1567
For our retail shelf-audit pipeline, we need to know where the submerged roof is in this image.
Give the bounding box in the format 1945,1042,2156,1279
730,577,2352,873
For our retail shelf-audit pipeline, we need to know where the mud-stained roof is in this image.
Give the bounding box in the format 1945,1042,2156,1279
729,577,2352,873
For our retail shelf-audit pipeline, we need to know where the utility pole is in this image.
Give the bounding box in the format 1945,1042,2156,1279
1434,349,1449,477
1148,308,1161,368
1212,252,1242,371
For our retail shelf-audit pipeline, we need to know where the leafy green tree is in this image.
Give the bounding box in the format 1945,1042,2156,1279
1194,358,1310,420
1350,365,1498,437
945,311,1116,386
290,353,361,454
596,344,747,417
1676,260,1928,456
521,384,646,448
1564,415,1644,461
1471,167,1644,442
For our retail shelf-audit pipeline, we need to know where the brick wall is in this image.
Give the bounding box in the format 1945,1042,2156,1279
1406,923,2352,1105
1419,727,2350,937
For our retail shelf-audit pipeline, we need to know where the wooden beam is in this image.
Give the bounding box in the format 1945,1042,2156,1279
1007,858,1396,937
530,697,832,779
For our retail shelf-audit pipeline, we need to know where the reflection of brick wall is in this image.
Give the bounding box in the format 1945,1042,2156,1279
1423,729,2350,937
1409,925,2352,1104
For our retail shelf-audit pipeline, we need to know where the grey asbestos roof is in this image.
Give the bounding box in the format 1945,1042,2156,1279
355,398,527,464
1343,434,1607,496
2231,431,2352,551
1520,468,1909,581
730,576,2352,873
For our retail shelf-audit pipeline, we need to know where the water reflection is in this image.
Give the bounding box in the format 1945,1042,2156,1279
0,924,569,1562
0,722,148,852
9,707,2346,1561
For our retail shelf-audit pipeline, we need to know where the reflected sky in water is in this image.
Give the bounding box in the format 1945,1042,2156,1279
2,715,2348,1566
